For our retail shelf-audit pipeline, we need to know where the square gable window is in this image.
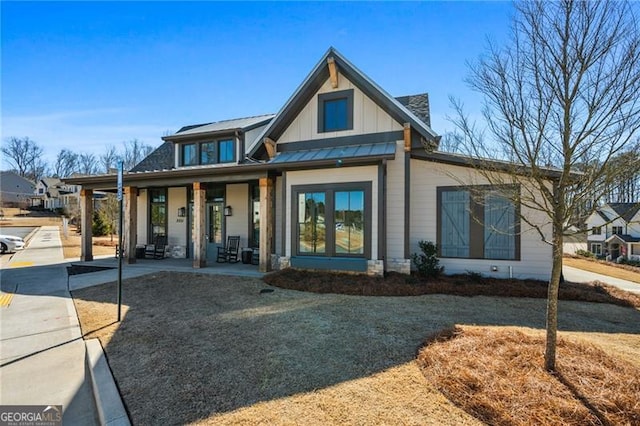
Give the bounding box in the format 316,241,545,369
318,89,353,133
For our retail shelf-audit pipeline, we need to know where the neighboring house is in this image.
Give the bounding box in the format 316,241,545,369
32,178,80,210
32,177,104,212
0,171,35,207
563,226,587,255
585,203,640,261
66,47,554,280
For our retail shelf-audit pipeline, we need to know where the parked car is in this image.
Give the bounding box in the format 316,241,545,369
0,235,25,254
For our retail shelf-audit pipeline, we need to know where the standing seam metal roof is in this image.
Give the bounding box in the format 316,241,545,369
269,142,396,164
174,114,275,136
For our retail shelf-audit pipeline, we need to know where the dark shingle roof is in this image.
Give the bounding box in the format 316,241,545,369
606,234,640,243
609,203,640,223
395,93,431,127
130,142,174,172
597,210,611,222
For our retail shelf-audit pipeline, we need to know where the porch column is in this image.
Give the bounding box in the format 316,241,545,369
259,177,275,272
124,186,138,264
193,182,206,268
80,189,93,262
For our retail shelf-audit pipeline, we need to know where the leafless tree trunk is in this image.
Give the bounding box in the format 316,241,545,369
451,0,640,371
78,153,98,175
100,145,120,173
122,139,154,170
53,149,79,178
1,137,45,181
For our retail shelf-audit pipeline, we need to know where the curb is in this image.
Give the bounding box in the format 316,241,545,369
23,227,40,245
85,339,131,426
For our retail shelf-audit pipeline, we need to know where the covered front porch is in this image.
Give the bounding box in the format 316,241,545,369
605,234,640,262
72,166,278,273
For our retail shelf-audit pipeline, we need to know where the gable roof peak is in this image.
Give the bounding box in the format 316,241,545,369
248,47,439,157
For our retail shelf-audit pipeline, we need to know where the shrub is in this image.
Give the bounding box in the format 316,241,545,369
465,270,485,283
92,211,109,236
576,249,595,258
411,241,444,279
620,258,640,267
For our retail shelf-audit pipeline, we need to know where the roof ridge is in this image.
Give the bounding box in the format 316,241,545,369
203,113,275,125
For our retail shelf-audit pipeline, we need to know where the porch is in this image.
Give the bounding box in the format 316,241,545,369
75,170,278,273
68,256,263,291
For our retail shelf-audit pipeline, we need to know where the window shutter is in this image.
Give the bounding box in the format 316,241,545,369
484,193,515,259
441,190,470,257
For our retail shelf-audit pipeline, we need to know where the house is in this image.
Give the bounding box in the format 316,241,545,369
32,178,81,210
65,47,554,280
0,171,35,208
585,203,640,261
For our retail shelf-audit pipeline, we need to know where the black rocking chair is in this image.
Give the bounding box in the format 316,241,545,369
217,235,241,263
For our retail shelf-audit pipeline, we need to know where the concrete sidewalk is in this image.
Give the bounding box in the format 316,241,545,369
563,265,640,295
0,226,99,425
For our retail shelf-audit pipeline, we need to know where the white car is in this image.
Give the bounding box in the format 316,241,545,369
0,235,25,254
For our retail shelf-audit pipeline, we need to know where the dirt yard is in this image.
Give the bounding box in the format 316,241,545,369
60,225,118,258
72,272,640,425
0,208,62,227
564,256,640,284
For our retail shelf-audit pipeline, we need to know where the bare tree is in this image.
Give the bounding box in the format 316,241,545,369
78,153,98,175
605,148,640,203
438,131,464,153
1,137,44,181
53,149,79,178
99,193,120,242
122,139,153,170
452,0,640,371
100,145,120,173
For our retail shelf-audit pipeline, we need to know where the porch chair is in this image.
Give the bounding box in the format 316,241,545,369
217,235,241,263
144,236,167,259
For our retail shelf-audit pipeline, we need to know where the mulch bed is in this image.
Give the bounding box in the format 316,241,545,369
417,326,640,426
264,269,640,308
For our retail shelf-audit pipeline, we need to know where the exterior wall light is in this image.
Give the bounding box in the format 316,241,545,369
224,206,233,216
177,207,186,217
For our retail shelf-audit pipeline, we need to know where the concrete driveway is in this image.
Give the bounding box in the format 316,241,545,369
563,265,640,295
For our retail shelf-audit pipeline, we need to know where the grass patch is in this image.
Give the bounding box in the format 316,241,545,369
73,272,640,425
264,269,640,308
61,225,117,258
418,326,640,426
564,256,640,284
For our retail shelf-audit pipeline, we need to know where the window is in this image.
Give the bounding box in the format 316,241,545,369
335,190,365,255
181,144,197,166
250,184,260,248
218,139,235,163
612,226,623,235
592,226,602,235
591,243,602,255
437,186,520,260
318,89,354,133
298,192,326,254
293,182,371,258
180,139,236,166
149,189,167,242
200,142,217,165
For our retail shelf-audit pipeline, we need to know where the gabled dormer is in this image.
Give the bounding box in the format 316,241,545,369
161,114,274,169
248,47,439,161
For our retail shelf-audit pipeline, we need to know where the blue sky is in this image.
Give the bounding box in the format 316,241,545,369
1,1,513,168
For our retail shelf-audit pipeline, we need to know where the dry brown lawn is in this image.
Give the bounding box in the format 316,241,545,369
72,272,640,425
418,326,640,425
564,256,640,284
0,210,61,227
61,226,118,258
